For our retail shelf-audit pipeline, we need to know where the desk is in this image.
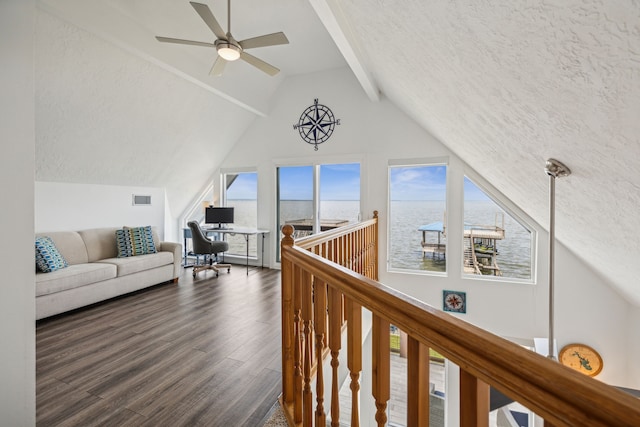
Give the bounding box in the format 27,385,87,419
203,227,270,275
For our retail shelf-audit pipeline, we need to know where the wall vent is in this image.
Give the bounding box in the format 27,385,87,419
132,195,152,206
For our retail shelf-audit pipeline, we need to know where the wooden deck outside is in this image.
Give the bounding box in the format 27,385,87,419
284,219,350,238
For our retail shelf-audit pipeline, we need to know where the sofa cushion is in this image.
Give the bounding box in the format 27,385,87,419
78,228,120,262
35,231,89,266
98,251,173,277
35,236,69,273
116,226,157,257
36,263,117,296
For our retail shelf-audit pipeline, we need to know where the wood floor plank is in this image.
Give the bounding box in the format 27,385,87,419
36,266,282,426
124,353,242,416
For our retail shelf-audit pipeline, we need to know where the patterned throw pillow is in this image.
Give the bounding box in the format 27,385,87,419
35,236,69,273
115,226,157,257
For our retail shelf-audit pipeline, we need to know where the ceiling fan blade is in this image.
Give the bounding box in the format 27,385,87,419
239,32,289,50
210,56,227,76
239,51,280,76
190,1,226,40
155,36,216,48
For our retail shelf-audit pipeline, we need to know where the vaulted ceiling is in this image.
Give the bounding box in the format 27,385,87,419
36,0,640,305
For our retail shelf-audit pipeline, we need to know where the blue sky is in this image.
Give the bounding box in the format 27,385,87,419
278,163,361,200
226,172,257,200
389,166,490,201
464,177,492,201
390,165,447,201
320,164,361,200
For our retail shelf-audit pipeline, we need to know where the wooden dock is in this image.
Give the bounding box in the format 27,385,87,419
419,214,505,275
284,218,350,238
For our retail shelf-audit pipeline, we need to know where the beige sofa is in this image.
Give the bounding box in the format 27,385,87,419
36,227,181,320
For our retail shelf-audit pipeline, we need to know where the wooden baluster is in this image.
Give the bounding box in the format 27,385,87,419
343,234,348,268
332,235,337,265
353,230,358,270
356,230,361,272
372,315,390,426
364,225,370,278
345,232,351,269
310,273,317,371
314,279,328,427
328,286,342,427
293,264,303,424
373,211,379,280
358,229,362,272
407,337,430,427
350,232,355,270
460,369,489,427
370,223,375,278
302,271,313,426
347,298,362,427
370,221,376,279
280,225,295,410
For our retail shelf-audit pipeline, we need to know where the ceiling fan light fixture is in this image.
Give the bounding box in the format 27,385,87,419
216,42,241,61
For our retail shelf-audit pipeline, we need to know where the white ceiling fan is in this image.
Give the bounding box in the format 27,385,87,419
156,1,289,76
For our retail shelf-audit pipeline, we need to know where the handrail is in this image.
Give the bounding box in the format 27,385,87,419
280,214,640,426
295,216,379,250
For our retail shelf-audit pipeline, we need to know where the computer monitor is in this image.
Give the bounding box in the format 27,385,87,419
205,207,234,228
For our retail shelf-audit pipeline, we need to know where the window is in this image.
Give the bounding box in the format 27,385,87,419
277,165,314,242
277,163,360,261
319,163,361,225
463,177,533,280
223,171,257,257
389,164,447,273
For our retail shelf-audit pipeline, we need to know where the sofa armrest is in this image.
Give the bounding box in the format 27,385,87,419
159,241,182,280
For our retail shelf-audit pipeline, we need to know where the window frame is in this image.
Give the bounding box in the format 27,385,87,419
220,168,258,257
461,173,537,285
387,158,449,276
274,158,363,264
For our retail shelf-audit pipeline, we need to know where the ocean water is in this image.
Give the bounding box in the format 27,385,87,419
225,200,259,256
229,199,532,279
390,200,532,279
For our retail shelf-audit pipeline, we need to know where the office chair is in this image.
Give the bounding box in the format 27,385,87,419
187,221,231,278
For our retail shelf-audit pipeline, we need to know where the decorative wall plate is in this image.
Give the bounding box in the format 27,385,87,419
559,343,603,377
443,290,466,313
293,98,340,150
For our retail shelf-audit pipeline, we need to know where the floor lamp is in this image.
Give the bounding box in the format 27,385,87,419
545,158,571,360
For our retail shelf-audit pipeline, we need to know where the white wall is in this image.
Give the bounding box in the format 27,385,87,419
0,0,36,424
35,182,167,239
218,67,634,388
629,307,640,386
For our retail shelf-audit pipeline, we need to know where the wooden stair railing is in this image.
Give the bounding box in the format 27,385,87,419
280,212,640,426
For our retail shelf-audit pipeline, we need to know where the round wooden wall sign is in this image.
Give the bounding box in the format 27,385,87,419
559,343,603,377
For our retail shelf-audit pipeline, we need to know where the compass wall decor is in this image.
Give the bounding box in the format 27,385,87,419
443,290,466,313
293,98,340,150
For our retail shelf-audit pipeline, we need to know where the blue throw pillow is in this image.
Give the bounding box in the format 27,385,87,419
115,226,157,257
35,236,68,273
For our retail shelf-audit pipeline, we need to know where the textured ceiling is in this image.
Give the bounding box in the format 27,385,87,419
335,0,640,304
35,9,257,215
35,0,640,305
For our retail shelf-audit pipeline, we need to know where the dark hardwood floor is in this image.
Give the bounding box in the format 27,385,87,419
36,265,282,427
